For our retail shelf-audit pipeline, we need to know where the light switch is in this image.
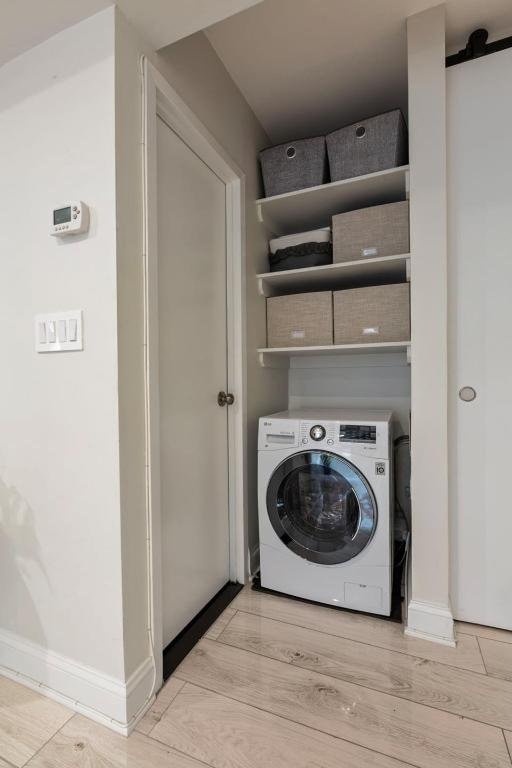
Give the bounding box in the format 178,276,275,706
68,318,77,342
47,321,56,343
35,311,83,353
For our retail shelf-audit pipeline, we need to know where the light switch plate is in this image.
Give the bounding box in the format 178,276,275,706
35,310,83,352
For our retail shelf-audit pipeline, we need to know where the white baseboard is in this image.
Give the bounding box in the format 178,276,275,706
0,627,155,734
125,656,156,729
405,599,455,646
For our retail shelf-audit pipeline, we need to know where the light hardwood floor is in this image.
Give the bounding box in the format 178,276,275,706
1,587,512,768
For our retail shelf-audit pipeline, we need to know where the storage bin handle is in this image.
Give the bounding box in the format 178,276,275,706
355,125,366,138
286,146,297,159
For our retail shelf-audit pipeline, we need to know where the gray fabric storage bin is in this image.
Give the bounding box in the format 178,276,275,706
260,137,328,197
267,291,333,348
333,284,410,344
333,201,409,262
327,110,408,181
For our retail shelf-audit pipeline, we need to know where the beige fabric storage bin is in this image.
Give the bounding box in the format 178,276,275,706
333,201,409,263
334,284,410,344
267,291,333,348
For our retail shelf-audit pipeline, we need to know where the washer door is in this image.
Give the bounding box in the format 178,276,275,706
266,450,377,565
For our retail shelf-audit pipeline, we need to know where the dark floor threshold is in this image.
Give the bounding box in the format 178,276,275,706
163,581,243,680
252,555,404,624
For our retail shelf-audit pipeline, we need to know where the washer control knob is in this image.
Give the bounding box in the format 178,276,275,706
310,425,326,441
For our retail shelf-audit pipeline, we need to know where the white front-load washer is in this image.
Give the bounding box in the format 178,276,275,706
258,409,393,616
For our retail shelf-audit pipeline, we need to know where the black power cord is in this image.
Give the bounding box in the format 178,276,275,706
393,434,410,535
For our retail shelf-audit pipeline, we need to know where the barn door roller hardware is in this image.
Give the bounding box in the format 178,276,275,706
446,28,512,67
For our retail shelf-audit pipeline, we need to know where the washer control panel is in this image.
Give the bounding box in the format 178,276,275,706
340,424,377,444
260,414,390,458
299,421,337,446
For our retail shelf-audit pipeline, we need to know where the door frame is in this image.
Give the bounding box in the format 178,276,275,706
141,57,247,682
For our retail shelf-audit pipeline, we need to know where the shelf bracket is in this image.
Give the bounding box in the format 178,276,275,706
256,203,264,224
405,169,410,201
406,344,412,365
406,257,411,282
258,351,290,369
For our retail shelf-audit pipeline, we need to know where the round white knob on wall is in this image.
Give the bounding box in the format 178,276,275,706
459,386,477,402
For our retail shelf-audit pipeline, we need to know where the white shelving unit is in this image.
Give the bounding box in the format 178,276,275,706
258,253,410,297
256,165,409,235
256,164,411,368
258,341,411,368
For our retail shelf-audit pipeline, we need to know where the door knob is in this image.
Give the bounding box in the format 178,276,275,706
218,391,235,407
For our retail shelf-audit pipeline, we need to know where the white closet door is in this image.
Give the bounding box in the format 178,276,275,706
157,115,230,647
447,49,512,629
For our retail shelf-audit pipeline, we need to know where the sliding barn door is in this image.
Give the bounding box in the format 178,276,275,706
447,49,512,629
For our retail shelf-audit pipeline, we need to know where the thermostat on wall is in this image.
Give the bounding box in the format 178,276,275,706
50,201,89,236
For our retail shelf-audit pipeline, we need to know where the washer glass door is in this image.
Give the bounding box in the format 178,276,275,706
267,450,377,565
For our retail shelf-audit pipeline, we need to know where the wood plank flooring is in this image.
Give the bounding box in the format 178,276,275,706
1,586,511,768
229,589,486,672
176,638,509,768
26,714,205,768
0,676,72,767
135,677,186,735
478,637,512,682
457,622,512,645
151,682,414,768
505,731,512,759
218,609,512,730
204,608,237,641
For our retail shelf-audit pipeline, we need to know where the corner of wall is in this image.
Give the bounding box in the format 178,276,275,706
405,600,455,646
114,8,157,692
406,3,453,644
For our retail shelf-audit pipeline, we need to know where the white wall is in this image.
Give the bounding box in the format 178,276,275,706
405,5,454,645
0,3,287,729
155,33,289,570
0,6,122,675
0,8,133,720
289,353,410,436
112,11,288,697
